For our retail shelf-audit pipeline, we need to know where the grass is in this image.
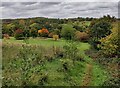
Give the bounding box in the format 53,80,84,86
2,38,109,86
3,37,66,47
79,21,91,26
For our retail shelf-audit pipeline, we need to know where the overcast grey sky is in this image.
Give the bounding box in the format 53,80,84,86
0,0,119,19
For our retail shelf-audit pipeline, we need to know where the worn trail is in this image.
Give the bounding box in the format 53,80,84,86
81,63,93,86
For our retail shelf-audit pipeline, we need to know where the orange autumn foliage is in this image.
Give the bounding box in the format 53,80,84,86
42,28,49,34
38,28,49,34
38,30,42,34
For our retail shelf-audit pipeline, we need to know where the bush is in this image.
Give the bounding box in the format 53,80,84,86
38,73,48,86
3,34,10,39
48,32,55,38
63,41,79,64
48,29,60,38
53,35,59,41
74,31,89,42
60,59,73,71
102,77,120,86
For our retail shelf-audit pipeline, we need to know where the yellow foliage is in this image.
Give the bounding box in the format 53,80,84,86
53,35,59,41
99,25,119,56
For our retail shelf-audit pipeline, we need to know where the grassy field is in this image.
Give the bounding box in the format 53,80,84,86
4,37,66,46
79,21,91,26
2,38,110,86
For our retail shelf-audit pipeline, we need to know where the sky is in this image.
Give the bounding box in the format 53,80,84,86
0,0,119,19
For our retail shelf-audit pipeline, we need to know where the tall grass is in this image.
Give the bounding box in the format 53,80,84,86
2,41,86,86
2,42,63,86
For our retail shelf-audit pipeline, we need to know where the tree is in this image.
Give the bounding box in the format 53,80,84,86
74,31,89,42
30,23,40,30
30,28,38,38
38,28,49,37
90,21,112,39
18,20,26,30
14,29,24,40
61,24,76,40
89,21,112,49
99,24,119,57
29,23,40,38
101,15,116,22
73,25,85,32
53,29,60,36
49,29,61,38
3,23,16,36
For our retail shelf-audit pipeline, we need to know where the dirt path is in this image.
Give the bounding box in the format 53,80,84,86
81,64,93,86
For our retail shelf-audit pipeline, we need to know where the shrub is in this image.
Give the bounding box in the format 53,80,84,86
74,31,89,42
53,35,59,41
3,34,10,39
102,77,119,86
48,32,55,38
48,29,60,38
63,41,78,64
85,29,90,34
38,73,48,86
60,59,73,71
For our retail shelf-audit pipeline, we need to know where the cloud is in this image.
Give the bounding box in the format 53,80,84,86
20,2,37,5
1,0,119,2
1,2,15,7
1,1,118,19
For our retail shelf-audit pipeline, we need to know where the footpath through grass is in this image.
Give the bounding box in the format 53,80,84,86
76,40,109,86
2,38,109,86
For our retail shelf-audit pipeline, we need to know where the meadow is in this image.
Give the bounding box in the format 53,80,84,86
2,37,110,86
2,15,119,86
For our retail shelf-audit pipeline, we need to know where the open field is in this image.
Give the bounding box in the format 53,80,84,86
2,38,110,86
